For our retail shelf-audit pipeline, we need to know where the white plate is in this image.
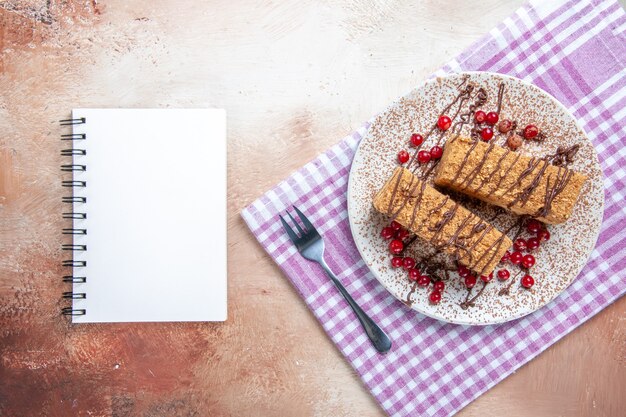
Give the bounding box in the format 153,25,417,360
347,72,603,325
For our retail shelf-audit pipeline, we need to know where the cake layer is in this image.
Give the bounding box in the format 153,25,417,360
373,167,511,276
433,136,586,224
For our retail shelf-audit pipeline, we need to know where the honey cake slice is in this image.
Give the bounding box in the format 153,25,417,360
373,167,511,276
433,136,586,224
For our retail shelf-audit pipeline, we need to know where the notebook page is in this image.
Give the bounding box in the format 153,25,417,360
69,109,226,323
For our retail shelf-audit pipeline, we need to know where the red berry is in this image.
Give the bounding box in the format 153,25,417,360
465,275,477,288
417,150,431,164
480,272,493,283
418,275,431,287
521,274,535,288
486,112,499,125
408,269,420,281
514,238,527,252
398,150,410,164
507,134,523,150
390,221,402,231
474,110,486,123
498,119,513,133
527,219,543,234
497,269,510,280
430,145,443,159
429,291,442,304
403,257,416,270
510,251,523,265
522,254,535,269
458,265,470,278
523,124,539,139
389,239,403,254
410,133,424,147
526,237,540,251
381,227,394,239
391,257,403,268
480,127,494,141
396,229,409,240
433,281,445,292
501,251,511,263
437,115,452,130
537,228,550,242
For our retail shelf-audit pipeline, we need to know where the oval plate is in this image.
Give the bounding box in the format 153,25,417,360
347,72,603,325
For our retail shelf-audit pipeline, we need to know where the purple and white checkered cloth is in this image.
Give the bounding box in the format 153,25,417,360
241,0,626,415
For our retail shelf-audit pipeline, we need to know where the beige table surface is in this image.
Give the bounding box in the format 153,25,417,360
0,1,624,416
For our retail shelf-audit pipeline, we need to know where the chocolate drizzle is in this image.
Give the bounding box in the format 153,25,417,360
407,181,428,232
456,87,488,143
536,167,574,218
473,231,507,276
435,85,475,146
464,224,494,266
443,212,475,260
545,144,581,166
441,95,472,142
404,282,419,306
510,158,540,189
449,140,480,184
495,82,505,114
498,271,522,296
458,221,487,243
428,196,450,217
491,152,522,193
476,151,510,193
460,282,487,310
459,142,496,190
421,158,441,179
507,159,550,208
429,203,459,244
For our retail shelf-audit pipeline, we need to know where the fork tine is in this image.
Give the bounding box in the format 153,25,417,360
279,214,299,244
292,206,316,233
287,211,306,235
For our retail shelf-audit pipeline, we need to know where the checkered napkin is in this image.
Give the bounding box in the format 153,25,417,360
241,0,626,415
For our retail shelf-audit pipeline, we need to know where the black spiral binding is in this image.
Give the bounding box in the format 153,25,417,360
60,117,87,316
60,117,86,126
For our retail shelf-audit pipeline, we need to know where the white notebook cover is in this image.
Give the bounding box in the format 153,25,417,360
68,109,227,323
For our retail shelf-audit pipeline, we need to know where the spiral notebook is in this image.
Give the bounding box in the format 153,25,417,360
60,109,227,323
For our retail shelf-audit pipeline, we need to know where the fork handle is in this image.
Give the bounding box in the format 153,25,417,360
319,261,392,353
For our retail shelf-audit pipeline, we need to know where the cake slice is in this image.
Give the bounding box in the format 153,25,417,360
433,136,586,224
373,167,511,276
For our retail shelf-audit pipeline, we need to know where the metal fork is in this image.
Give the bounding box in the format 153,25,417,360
279,206,392,353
